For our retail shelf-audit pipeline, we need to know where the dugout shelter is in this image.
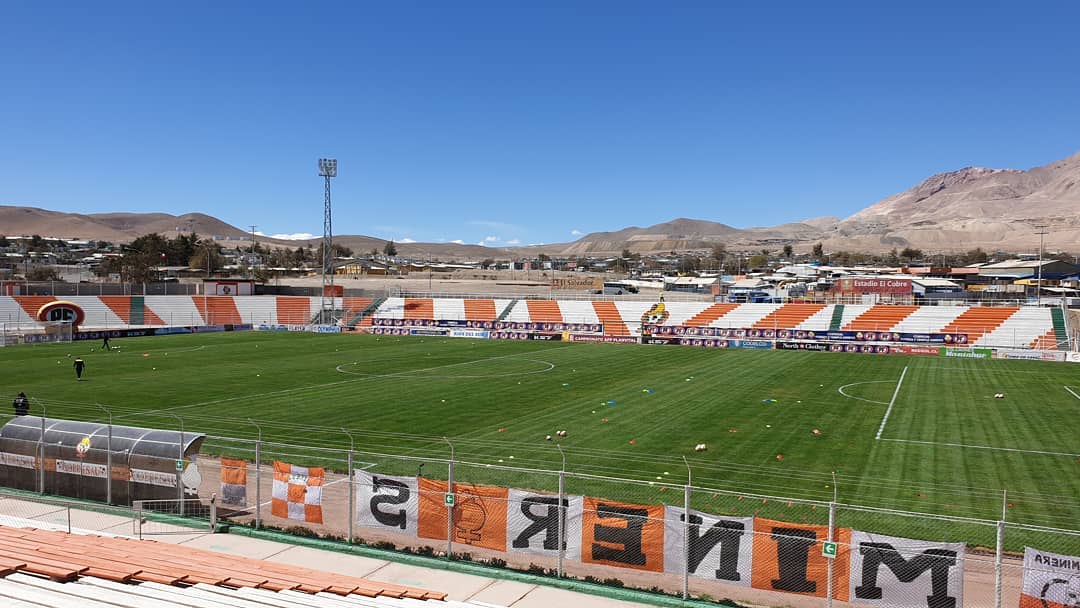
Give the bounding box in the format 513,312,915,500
0,416,205,505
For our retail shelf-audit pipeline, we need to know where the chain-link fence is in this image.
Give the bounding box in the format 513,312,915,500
3,430,1077,607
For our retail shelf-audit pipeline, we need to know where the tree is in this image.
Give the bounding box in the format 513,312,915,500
748,254,768,270
331,243,353,258
481,258,495,269
677,255,701,274
783,244,793,259
0,235,8,248
383,240,397,257
812,243,824,260
26,266,60,281
900,248,923,262
188,240,224,276
963,248,989,264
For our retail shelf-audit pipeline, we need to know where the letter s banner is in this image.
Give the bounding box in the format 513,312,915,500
355,471,419,536
752,518,851,600
581,497,665,572
417,478,509,552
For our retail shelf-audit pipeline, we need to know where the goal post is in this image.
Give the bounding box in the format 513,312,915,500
42,321,74,343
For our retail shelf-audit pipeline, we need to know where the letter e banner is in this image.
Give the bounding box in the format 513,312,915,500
581,497,665,572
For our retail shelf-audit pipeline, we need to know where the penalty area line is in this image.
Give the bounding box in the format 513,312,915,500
875,366,908,440
1065,386,1080,401
879,438,1080,458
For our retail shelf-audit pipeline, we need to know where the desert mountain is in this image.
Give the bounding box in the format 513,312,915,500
3,150,1077,258
0,206,510,260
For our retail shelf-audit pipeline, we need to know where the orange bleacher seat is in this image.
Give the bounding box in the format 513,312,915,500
404,298,434,319
940,307,1018,342
463,299,497,321
592,301,630,335
752,303,826,329
525,299,563,323
684,303,740,327
843,305,919,331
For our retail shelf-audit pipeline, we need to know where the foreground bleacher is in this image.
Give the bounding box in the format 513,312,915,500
0,525,508,607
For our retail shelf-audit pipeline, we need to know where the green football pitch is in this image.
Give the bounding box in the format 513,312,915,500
2,331,1077,534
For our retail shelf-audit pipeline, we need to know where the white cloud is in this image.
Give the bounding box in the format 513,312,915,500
505,239,521,245
476,241,487,246
450,239,465,245
399,238,417,244
254,231,317,241
483,236,499,242
570,229,583,236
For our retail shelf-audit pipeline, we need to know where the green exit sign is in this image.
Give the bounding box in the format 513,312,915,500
444,493,455,507
822,541,837,558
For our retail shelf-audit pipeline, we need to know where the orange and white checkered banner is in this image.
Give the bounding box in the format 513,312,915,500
271,461,324,524
1020,547,1080,608
220,457,248,508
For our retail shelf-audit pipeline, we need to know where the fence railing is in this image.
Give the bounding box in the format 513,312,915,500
1,429,1077,605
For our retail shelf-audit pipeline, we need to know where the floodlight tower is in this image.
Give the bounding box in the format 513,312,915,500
1034,224,1048,306
319,158,338,324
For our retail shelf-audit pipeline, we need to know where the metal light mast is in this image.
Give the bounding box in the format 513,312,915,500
319,158,338,324
1034,224,1048,307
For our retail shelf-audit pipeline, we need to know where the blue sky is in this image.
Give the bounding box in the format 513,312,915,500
2,1,1078,246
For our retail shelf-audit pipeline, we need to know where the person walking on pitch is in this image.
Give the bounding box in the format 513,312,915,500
73,357,85,381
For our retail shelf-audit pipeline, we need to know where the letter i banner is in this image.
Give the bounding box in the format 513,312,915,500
354,470,419,536
849,530,964,608
751,518,851,600
270,461,324,524
417,478,509,552
1020,547,1080,608
581,497,665,573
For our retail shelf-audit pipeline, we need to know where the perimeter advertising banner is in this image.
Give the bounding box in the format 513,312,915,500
849,530,964,608
837,278,913,294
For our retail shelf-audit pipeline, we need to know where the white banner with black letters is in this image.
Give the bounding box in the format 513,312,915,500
506,488,583,559
354,470,419,537
849,530,964,608
663,506,752,584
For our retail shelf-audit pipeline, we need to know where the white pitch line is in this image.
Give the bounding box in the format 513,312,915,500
880,438,1080,458
875,366,908,440
1065,386,1080,401
837,381,892,405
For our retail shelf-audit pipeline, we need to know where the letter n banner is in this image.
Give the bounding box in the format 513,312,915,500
849,530,964,608
581,497,665,572
663,506,752,584
1020,547,1080,608
354,470,418,537
417,478,509,552
752,517,850,600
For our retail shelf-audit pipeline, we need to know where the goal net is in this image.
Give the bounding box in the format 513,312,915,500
41,321,74,343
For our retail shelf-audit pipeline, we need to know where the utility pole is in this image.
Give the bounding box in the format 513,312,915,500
1034,224,1048,306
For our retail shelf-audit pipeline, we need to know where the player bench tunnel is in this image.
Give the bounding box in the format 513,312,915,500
0,416,206,505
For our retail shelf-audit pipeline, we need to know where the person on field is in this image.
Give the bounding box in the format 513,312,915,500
12,392,30,416
74,357,85,381
102,335,111,349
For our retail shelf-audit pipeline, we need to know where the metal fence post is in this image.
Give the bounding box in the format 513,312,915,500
347,449,354,544
38,411,46,494
66,505,71,534
683,456,692,600
341,428,356,545
135,501,143,540
995,520,1004,608
210,492,218,532
445,437,454,560
254,438,262,530
557,444,566,579
827,500,836,608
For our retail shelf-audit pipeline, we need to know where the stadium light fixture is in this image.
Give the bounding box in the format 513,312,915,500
318,158,337,177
